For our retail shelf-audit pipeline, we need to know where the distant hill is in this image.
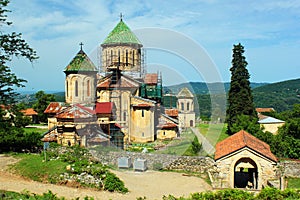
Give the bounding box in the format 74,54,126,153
14,79,300,115
164,82,268,94
16,91,65,106
253,78,300,112
164,79,300,118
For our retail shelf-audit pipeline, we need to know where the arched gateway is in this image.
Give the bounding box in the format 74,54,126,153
234,157,258,189
214,130,278,189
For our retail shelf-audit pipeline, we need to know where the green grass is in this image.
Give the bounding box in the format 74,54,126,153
287,178,300,189
23,127,47,135
12,153,67,183
197,123,229,145
155,129,202,156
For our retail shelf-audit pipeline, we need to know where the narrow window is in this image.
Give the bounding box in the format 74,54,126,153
105,50,108,67
142,109,144,117
75,80,78,97
187,102,190,111
142,132,144,137
118,49,120,65
126,49,128,66
132,50,135,66
181,102,184,111
87,80,90,96
123,111,126,121
66,80,69,97
110,50,113,65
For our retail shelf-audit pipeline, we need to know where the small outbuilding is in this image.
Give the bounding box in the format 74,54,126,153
214,130,278,190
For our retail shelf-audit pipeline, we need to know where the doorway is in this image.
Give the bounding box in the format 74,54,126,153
234,158,258,189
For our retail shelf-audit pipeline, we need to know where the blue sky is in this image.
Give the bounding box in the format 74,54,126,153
6,0,300,92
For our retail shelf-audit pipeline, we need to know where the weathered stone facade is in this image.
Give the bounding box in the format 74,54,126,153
90,150,215,173
279,160,300,178
212,148,277,189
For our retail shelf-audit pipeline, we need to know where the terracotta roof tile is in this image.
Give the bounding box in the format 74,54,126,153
132,103,152,107
21,108,38,116
215,130,277,162
55,104,95,119
256,108,275,113
144,73,158,85
165,109,178,117
44,102,64,114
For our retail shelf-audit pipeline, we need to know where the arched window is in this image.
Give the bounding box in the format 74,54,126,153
87,80,90,96
123,111,126,121
126,49,128,66
66,80,69,97
181,102,184,111
118,49,120,65
110,50,113,65
75,80,78,97
132,50,135,66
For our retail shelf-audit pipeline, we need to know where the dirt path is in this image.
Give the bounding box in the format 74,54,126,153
0,154,212,200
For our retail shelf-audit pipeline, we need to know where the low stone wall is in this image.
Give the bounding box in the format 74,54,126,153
279,160,300,178
90,150,215,173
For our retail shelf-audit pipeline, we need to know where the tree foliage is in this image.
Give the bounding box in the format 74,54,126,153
255,104,300,159
0,0,39,152
33,91,55,123
226,43,258,135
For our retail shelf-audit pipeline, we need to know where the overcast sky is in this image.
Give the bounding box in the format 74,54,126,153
6,0,300,92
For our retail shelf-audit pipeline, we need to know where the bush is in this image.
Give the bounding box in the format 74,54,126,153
103,172,128,193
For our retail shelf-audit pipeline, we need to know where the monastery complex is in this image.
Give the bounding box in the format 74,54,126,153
43,17,196,148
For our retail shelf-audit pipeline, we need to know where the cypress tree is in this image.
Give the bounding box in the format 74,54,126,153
226,43,257,135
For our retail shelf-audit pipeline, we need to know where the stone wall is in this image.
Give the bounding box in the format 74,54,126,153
90,150,300,190
90,150,215,173
279,160,300,178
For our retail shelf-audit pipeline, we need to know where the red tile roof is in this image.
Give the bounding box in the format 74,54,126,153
55,104,95,119
44,102,63,114
215,130,277,162
157,122,177,129
132,103,152,107
95,102,114,114
256,108,275,113
144,73,158,85
21,108,38,116
165,109,178,117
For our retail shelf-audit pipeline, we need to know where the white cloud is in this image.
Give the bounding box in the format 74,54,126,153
5,0,300,91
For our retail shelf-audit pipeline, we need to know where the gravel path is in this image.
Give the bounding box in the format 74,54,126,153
0,154,212,200
191,127,215,155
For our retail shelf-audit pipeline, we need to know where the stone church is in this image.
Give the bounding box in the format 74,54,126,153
43,17,195,148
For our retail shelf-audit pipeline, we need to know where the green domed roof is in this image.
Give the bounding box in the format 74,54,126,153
64,49,97,73
102,19,142,46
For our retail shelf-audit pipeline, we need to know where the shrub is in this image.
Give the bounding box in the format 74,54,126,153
103,172,128,193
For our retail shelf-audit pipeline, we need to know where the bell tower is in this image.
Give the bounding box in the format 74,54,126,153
100,15,145,79
64,44,97,104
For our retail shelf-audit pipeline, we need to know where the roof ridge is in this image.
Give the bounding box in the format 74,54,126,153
102,20,142,45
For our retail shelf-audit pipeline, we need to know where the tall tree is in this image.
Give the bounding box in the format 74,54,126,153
33,91,55,123
0,0,38,105
226,43,258,135
0,0,39,152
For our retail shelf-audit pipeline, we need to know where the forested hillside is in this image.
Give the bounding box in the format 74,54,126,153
253,78,300,112
164,78,300,119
